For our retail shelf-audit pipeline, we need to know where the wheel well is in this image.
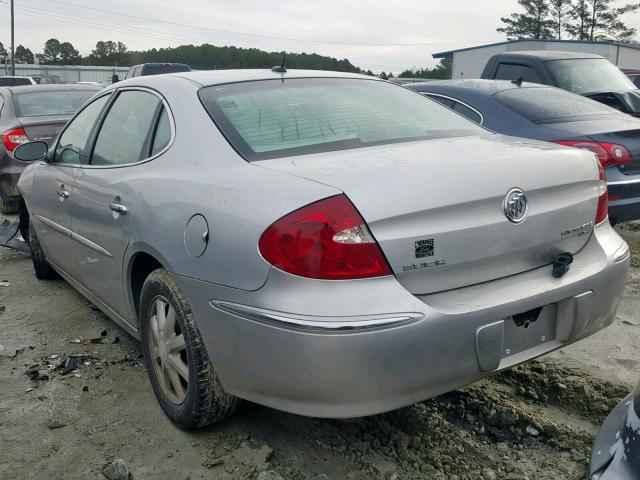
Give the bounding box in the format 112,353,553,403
130,252,162,319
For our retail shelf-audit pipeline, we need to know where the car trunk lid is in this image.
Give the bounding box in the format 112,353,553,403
257,135,601,294
18,115,70,146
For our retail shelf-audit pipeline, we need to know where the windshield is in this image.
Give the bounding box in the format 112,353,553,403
0,77,31,86
14,90,96,117
199,78,488,160
494,86,619,123
547,58,636,94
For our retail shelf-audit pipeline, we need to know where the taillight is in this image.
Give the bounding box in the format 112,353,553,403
553,141,632,168
1,127,28,152
258,194,392,280
595,162,609,225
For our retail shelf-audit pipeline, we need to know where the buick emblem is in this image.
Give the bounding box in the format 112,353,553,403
503,188,528,223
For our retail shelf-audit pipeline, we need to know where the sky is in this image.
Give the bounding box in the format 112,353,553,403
1,0,640,73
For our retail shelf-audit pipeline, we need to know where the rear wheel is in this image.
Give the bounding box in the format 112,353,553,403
0,196,19,215
28,221,57,280
140,269,239,429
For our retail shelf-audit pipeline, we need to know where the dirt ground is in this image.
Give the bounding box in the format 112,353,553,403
1,219,639,480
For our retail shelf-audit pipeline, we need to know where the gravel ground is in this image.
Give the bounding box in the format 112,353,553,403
1,220,639,480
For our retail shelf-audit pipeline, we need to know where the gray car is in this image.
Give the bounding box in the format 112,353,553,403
0,84,101,213
12,70,630,429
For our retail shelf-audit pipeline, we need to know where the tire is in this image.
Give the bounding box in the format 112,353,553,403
140,268,239,429
28,220,57,280
0,196,19,215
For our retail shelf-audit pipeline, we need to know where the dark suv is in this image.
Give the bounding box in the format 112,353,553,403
124,63,191,80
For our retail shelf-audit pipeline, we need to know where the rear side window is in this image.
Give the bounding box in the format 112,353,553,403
92,90,161,165
424,94,482,125
494,63,541,83
0,95,4,116
494,86,618,123
199,78,487,161
151,108,171,155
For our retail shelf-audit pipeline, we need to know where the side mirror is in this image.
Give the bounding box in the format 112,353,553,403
13,141,49,162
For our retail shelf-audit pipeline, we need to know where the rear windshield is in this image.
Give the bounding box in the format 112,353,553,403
142,64,191,76
547,58,636,94
199,78,487,160
0,77,31,86
493,86,618,123
14,90,96,117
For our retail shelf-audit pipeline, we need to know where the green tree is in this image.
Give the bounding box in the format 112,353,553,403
36,38,63,64
14,45,34,64
59,42,81,64
567,0,640,41
549,0,573,38
0,41,7,59
398,59,453,80
87,41,129,66
498,0,554,39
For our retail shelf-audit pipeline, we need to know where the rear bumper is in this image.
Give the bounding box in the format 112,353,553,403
175,222,629,418
606,168,640,223
0,153,28,199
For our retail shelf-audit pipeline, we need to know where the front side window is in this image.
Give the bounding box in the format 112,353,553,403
54,94,111,164
14,90,96,117
199,78,487,161
494,63,541,83
547,58,636,94
0,77,31,86
92,90,161,166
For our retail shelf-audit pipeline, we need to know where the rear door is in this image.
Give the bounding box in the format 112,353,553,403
69,88,171,319
29,94,111,269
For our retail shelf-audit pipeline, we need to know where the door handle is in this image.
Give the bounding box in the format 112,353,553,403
109,203,128,215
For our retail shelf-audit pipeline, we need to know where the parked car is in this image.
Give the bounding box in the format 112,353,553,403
30,74,65,85
12,69,629,429
123,63,191,80
0,76,37,87
623,69,640,88
0,84,100,213
480,51,640,116
588,378,640,479
407,80,640,224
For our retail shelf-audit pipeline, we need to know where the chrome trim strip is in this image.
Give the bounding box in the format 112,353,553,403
211,301,422,332
35,215,72,237
72,231,113,258
35,214,112,257
607,178,640,185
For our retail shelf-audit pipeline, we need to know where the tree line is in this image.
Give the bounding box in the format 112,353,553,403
0,38,363,74
498,0,640,41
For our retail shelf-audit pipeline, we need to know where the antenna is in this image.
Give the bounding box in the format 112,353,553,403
272,53,287,73
511,77,524,87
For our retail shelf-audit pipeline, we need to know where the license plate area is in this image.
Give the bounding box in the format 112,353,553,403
503,304,557,358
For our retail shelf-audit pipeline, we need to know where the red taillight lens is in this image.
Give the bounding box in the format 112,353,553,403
595,162,609,225
553,141,632,168
1,127,28,152
258,194,393,280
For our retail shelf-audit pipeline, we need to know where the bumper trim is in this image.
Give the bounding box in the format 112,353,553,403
211,300,423,333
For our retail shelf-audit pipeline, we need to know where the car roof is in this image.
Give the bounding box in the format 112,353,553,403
0,84,102,94
491,50,605,61
407,79,550,95
169,69,376,87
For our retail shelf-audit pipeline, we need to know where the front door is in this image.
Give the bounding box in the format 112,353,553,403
29,93,112,271
69,89,166,320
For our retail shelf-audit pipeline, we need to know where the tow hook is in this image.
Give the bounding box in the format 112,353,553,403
552,252,573,278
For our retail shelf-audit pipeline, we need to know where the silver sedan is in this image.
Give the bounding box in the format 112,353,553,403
12,69,630,429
